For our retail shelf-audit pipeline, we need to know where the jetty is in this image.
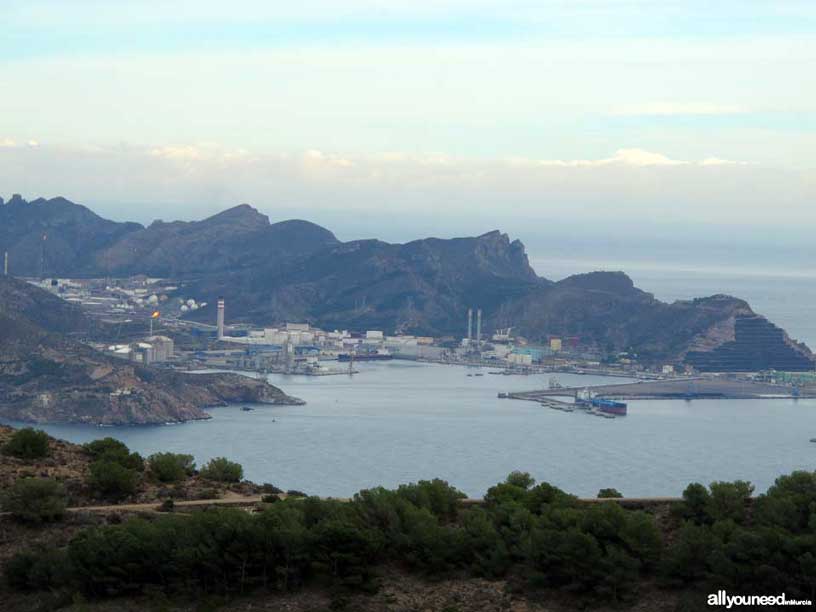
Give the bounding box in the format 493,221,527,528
504,377,812,402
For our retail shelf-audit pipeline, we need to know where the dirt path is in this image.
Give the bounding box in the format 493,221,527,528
66,491,266,513
62,494,682,514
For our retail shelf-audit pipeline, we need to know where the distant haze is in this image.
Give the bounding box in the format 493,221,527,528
1,1,815,264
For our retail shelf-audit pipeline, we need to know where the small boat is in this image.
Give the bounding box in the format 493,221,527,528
241,406,254,412
810,438,816,443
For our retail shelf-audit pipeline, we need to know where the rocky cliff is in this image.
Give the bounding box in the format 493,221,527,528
0,276,303,425
90,204,339,277
0,194,141,277
2,195,812,368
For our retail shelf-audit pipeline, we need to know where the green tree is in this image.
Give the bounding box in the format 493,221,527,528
3,428,50,460
83,437,144,471
706,480,754,523
148,452,195,483
1,478,67,523
597,488,623,499
676,482,711,523
88,460,139,499
83,437,129,458
200,457,244,483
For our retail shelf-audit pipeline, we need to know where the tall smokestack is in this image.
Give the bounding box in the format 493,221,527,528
476,309,482,346
467,308,473,342
216,297,225,340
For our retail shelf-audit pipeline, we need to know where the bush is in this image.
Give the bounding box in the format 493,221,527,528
83,437,128,459
88,460,139,499
597,488,623,499
4,547,70,591
1,478,67,523
3,428,50,459
706,480,753,523
199,457,243,483
83,438,144,472
148,452,195,483
676,482,711,523
395,479,466,521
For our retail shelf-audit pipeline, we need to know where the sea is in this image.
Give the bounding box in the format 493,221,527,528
6,360,816,499
3,259,815,499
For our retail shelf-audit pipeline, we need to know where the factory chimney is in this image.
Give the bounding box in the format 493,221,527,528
476,309,482,346
216,297,225,340
467,308,473,343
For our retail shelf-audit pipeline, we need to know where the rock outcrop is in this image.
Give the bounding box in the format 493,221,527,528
0,276,303,425
2,195,812,368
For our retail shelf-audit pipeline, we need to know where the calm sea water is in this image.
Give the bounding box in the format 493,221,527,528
6,361,816,498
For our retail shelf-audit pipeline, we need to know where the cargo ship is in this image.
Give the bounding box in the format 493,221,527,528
575,388,628,415
338,349,393,362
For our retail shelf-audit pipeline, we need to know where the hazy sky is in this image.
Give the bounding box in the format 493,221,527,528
1,1,815,252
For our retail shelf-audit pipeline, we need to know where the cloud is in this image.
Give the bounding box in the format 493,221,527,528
1,142,800,235
610,103,749,116
514,148,746,168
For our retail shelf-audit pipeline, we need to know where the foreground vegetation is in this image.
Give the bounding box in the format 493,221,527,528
2,430,816,607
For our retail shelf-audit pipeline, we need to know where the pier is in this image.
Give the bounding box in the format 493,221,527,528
504,377,813,402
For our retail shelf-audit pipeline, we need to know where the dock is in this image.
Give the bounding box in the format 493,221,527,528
504,377,812,402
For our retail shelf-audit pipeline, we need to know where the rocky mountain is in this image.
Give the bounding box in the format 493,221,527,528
187,230,544,335
91,204,339,277
0,276,302,424
0,195,141,277
2,195,813,368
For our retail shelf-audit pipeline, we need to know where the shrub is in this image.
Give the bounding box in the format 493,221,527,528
88,460,139,499
1,478,67,523
506,471,535,490
4,546,70,591
199,457,243,483
706,480,753,524
3,428,50,460
83,437,128,459
395,479,466,521
83,438,144,472
676,482,711,523
148,452,195,483
286,490,307,498
598,488,623,499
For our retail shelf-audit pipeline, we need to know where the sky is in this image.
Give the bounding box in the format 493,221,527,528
1,0,815,268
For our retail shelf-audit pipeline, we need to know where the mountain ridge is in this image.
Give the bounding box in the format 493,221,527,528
1,195,812,368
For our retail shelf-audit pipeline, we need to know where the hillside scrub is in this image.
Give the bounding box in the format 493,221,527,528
2,428,50,460
84,439,144,500
147,452,195,483
200,457,243,483
1,478,67,523
4,471,816,605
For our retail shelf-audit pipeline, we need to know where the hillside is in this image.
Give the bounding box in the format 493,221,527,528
0,276,303,424
0,195,141,277
90,204,339,277
186,229,545,335
2,195,813,367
